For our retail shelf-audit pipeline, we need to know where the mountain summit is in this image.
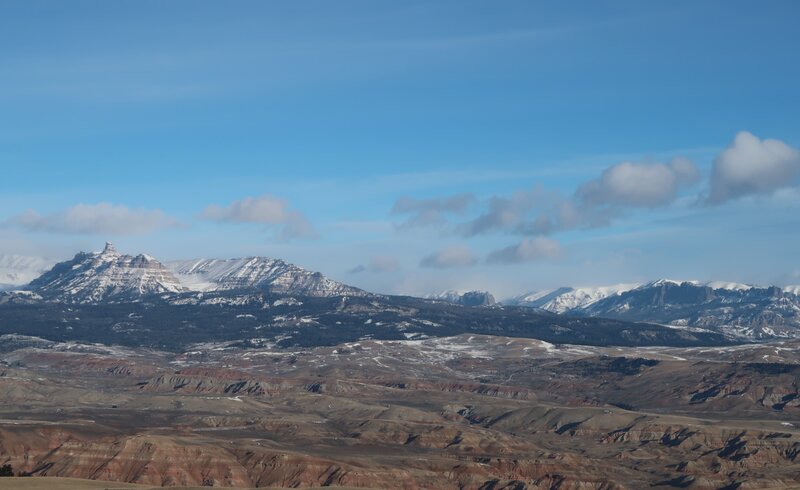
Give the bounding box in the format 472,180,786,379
101,241,118,255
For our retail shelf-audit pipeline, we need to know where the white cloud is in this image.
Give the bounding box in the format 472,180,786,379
486,237,563,264
420,245,478,269
708,131,800,204
576,157,700,208
9,203,179,235
202,195,317,240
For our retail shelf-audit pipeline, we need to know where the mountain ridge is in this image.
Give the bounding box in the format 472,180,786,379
507,280,800,340
426,289,497,307
166,257,366,297
24,243,366,303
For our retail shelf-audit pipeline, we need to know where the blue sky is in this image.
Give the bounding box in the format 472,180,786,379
1,1,799,297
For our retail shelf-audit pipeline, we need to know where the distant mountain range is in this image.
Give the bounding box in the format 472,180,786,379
2,243,800,342
505,279,800,340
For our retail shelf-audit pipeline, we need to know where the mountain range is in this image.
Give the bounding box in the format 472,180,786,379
20,242,365,303
0,243,736,350
508,279,800,311
506,279,800,340
2,243,799,342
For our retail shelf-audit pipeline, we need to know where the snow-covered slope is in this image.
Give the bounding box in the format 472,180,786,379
508,284,640,313
27,243,185,303
166,257,366,297
0,255,53,290
702,280,752,291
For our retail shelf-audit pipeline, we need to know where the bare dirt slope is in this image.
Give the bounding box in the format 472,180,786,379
0,335,798,488
0,477,370,490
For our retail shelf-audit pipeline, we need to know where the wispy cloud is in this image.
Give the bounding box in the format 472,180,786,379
2,49,226,103
370,27,574,51
8,203,180,235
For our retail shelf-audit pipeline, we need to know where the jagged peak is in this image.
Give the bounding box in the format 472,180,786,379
101,242,119,256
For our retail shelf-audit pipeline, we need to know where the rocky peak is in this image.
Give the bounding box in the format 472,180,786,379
101,242,119,256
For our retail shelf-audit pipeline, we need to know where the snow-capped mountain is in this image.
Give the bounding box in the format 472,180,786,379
0,255,53,290
509,280,800,340
18,244,366,303
507,284,641,313
27,243,185,303
166,257,367,297
427,290,496,307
